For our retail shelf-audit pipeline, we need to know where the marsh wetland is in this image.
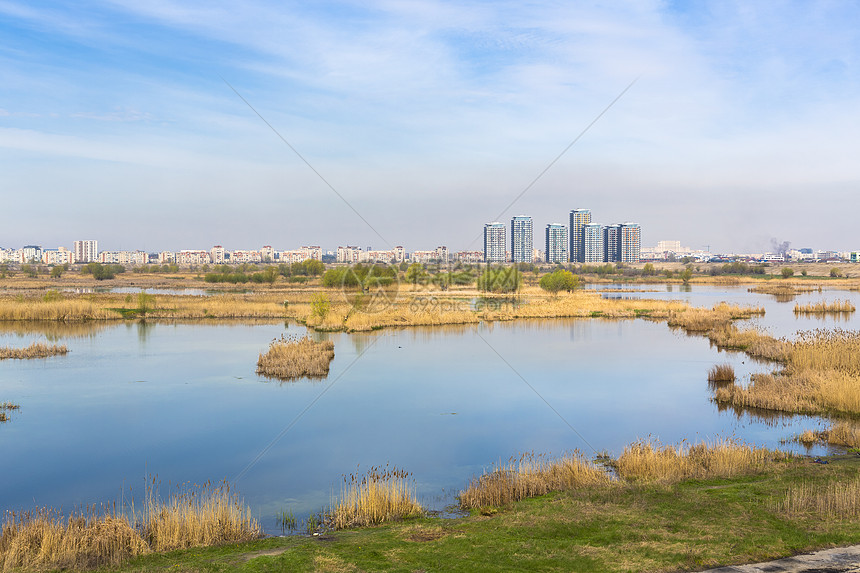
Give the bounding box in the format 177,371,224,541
2,283,860,539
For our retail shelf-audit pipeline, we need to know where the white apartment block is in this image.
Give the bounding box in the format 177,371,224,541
42,247,74,266
73,240,98,263
434,246,449,263
409,250,437,264
177,250,212,266
231,250,262,264
260,245,275,262
210,245,226,264
279,246,322,263
455,251,484,263
361,250,396,264
100,250,147,265
336,246,362,263
158,251,176,264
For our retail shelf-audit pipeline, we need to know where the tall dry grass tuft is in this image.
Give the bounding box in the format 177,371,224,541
707,326,789,361
0,480,260,571
327,465,423,529
715,329,860,416
794,300,856,314
458,452,611,509
0,342,68,360
0,401,20,423
139,480,261,552
667,303,765,333
780,476,860,518
715,370,860,417
707,363,736,383
789,329,860,375
748,284,819,296
613,438,786,483
256,335,335,380
0,507,149,571
788,423,860,448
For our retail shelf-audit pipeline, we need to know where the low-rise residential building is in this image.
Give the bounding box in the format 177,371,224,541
158,251,176,264
42,247,74,266
409,250,437,264
231,250,262,264
177,250,211,266
21,245,41,263
336,246,362,263
455,251,484,263
210,245,226,264
100,250,148,265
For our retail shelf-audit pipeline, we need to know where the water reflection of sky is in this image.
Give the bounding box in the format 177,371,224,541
0,285,857,533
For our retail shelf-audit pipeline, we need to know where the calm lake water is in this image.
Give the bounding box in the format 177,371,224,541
2,284,859,533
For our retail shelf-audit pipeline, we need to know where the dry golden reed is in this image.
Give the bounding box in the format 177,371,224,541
613,438,785,483
789,329,860,375
707,363,736,383
714,329,860,416
256,335,335,380
0,401,20,423
789,423,860,448
706,326,789,361
0,293,291,322
138,480,260,552
328,465,423,529
748,284,819,296
0,481,260,572
793,300,856,314
0,509,148,571
667,302,764,333
780,475,860,518
715,370,860,417
0,342,68,360
458,452,610,509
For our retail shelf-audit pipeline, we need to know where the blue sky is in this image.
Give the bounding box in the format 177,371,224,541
1,1,859,254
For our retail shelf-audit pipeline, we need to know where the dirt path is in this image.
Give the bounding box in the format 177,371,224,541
701,545,860,572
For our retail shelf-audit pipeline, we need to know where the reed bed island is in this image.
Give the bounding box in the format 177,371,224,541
256,335,335,380
0,341,68,360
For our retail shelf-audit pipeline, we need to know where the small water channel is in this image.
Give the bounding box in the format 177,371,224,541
1,284,858,533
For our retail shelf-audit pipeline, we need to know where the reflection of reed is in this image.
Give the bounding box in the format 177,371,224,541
714,401,799,426
794,300,856,314
0,320,113,340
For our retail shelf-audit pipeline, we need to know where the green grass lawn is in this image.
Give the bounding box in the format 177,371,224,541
104,455,860,573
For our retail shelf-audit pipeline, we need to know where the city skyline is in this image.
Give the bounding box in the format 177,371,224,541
2,2,859,254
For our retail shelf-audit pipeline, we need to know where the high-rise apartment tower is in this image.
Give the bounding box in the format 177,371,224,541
569,209,591,263
511,216,533,263
483,222,507,263
620,223,641,263
73,240,98,263
545,224,568,264
583,223,604,263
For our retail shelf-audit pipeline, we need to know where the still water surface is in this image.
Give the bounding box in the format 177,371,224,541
1,284,859,532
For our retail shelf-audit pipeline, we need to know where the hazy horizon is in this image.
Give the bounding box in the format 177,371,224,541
2,2,858,254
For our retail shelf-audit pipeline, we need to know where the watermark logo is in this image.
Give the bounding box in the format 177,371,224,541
326,263,402,314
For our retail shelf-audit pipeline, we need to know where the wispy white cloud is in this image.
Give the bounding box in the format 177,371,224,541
1,0,859,252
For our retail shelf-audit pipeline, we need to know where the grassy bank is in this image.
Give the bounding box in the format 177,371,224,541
87,453,860,573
